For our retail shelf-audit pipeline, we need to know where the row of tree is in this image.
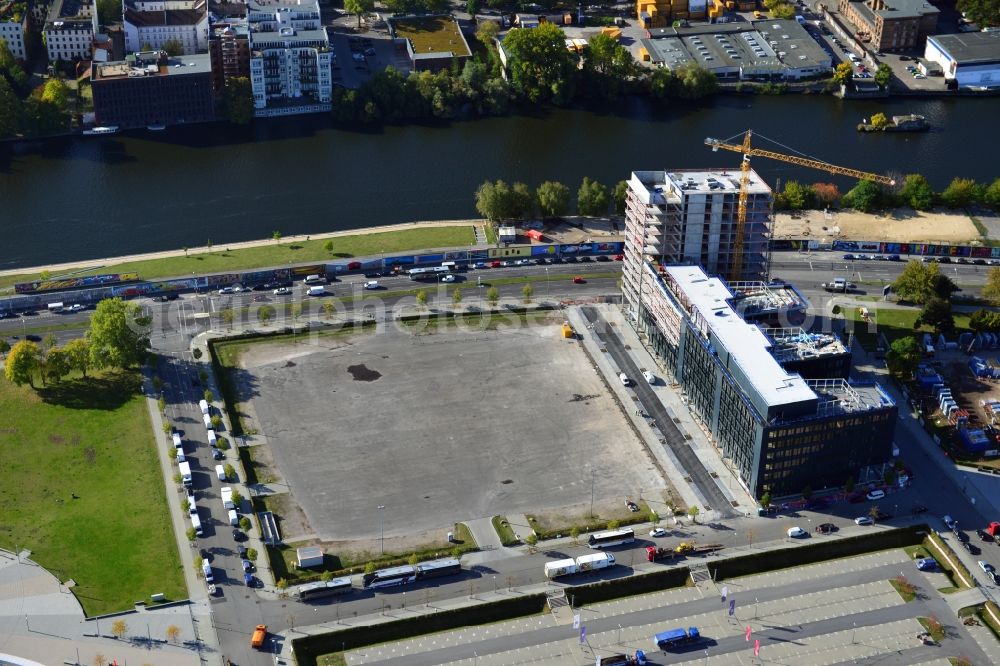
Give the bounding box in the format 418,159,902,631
3,299,150,388
775,175,1000,213
0,42,73,139
474,177,630,221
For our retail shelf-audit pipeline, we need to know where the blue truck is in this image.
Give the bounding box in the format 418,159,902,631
654,627,700,650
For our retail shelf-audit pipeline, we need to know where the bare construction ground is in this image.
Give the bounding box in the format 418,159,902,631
235,317,665,543
775,207,980,244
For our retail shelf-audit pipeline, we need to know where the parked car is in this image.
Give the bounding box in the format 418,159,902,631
979,560,995,575
642,370,656,385
619,373,632,386
473,262,487,269
573,276,585,284
963,541,980,555
625,499,640,512
490,260,502,268
364,281,380,290
218,286,236,294
855,516,874,526
977,529,991,541
915,557,938,571
815,523,837,534
787,526,808,539
233,529,246,542
596,255,611,262
242,559,254,572
866,489,885,501
441,274,456,283
650,528,667,538
273,287,292,296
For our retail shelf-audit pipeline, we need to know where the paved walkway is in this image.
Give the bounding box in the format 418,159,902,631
462,517,518,565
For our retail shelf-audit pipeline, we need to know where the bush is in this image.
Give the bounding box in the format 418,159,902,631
186,527,196,541
239,517,252,532
193,348,203,359
247,548,258,561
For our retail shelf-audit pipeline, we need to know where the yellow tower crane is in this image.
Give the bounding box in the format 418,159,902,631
705,130,896,283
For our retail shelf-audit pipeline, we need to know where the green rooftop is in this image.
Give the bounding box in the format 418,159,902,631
391,16,471,57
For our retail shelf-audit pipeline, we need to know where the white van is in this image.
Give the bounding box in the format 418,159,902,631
228,509,239,526
304,274,325,284
187,492,197,515
202,560,213,582
203,414,213,430
172,432,182,449
207,429,218,447
191,513,203,537
307,285,326,296
176,448,186,463
364,280,379,290
199,399,210,415
215,464,227,481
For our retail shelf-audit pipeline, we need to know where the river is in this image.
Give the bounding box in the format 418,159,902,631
0,94,996,270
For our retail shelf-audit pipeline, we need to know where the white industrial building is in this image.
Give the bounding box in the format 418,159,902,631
0,14,27,60
247,0,332,116
924,32,1000,89
640,19,831,81
124,0,210,55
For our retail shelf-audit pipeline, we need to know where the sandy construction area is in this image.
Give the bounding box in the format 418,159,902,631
774,208,981,244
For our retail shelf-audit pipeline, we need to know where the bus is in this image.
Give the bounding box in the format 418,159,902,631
408,266,451,281
415,557,462,580
295,577,354,601
587,528,635,549
362,564,418,589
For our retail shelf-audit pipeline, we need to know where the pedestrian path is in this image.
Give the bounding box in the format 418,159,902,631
473,224,488,245
462,517,518,565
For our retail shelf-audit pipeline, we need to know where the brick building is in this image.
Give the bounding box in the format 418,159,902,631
837,0,938,52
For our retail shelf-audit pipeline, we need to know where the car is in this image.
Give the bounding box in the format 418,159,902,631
873,510,892,521
563,256,579,263
914,73,926,79
979,560,995,574
899,55,911,61
866,489,885,501
573,276,585,284
218,287,235,294
888,254,902,261
67,303,85,312
964,541,980,555
625,499,640,512
441,274,456,283
514,259,529,266
974,259,988,265
579,256,593,262
938,257,952,264
848,494,866,504
855,516,874,526
364,272,380,278
650,528,667,538
596,255,611,262
473,262,487,269
212,448,225,460
551,257,564,264
619,373,632,386
642,370,656,385
614,254,624,261
238,544,248,558
364,47,376,57
253,294,269,302
242,559,253,572
364,281,379,290
843,253,856,260
787,527,808,539
815,523,837,534
244,573,255,586
347,261,362,270
490,260,502,268
956,530,970,543
911,505,928,515
915,557,938,571
978,529,992,541
233,529,246,541
943,515,956,529
501,261,512,267
273,287,292,296
25,334,42,342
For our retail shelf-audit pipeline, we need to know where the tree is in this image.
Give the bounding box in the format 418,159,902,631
161,39,183,56
223,77,254,125
272,230,282,244
569,526,580,544
0,77,21,140
893,260,939,304
780,181,815,210
276,578,288,590
874,63,892,88
773,2,796,18
582,33,637,99
240,516,252,531
958,0,1000,30
760,491,771,508
536,181,570,218
869,112,890,130
613,180,629,216
96,0,121,25
833,62,854,85
486,286,499,307
165,624,181,642
258,305,276,325
841,179,883,212
916,297,954,334
322,301,335,319
221,308,235,330
476,20,500,50
93,653,106,666
892,335,923,376
321,570,334,582
111,618,128,639
45,347,70,383
983,267,1000,305
577,177,609,216
323,240,334,255
415,289,428,309
475,179,514,222
687,505,699,523
941,177,982,208
900,174,934,210
62,338,90,378
204,389,214,403
522,284,534,304
502,23,577,104
452,288,463,307
812,182,840,207
407,553,419,565
510,181,535,219
4,340,40,386
86,298,150,370
466,0,479,16
344,0,374,28
0,339,9,357
364,561,377,575
648,62,718,99
930,272,959,300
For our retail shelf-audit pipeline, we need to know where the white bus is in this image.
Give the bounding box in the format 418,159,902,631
408,266,451,281
295,577,354,601
47,302,64,313
587,528,635,549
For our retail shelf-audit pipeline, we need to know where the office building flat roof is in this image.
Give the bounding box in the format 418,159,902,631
250,26,326,44
729,282,808,318
629,169,770,206
390,16,471,57
808,379,894,418
662,265,816,408
928,32,1000,65
763,328,848,364
94,52,212,79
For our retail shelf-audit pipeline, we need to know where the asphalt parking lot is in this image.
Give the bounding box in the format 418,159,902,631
244,318,664,542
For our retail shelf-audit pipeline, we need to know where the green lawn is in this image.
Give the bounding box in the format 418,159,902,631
0,226,476,291
0,372,184,615
392,16,470,56
844,305,973,351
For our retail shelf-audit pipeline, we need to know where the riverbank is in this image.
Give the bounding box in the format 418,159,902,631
0,221,482,290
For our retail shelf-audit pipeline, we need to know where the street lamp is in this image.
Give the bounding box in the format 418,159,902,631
378,505,386,555
545,267,550,295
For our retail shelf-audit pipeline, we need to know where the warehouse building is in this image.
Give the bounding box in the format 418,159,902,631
622,168,774,283
924,32,1000,89
625,263,897,498
640,20,831,80
837,0,938,52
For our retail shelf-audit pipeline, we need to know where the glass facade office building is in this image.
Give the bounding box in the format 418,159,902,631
628,263,897,498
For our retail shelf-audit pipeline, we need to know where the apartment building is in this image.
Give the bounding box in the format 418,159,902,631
124,0,209,55
627,263,897,498
45,18,96,62
247,0,332,116
0,8,27,60
622,169,773,287
209,22,250,97
837,0,938,52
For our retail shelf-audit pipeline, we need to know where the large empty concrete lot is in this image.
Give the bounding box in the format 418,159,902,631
243,319,664,541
